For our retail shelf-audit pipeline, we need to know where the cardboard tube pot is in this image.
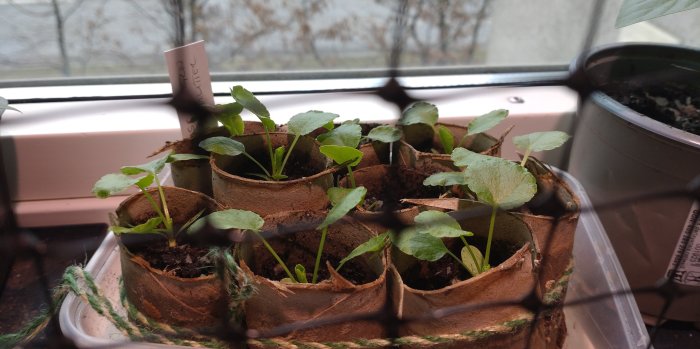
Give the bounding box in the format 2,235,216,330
516,159,580,293
342,164,442,234
116,186,227,329
239,210,387,343
398,122,507,172
392,203,566,349
166,121,272,196
211,132,335,216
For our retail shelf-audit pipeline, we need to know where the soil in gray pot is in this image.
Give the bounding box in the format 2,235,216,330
606,83,700,136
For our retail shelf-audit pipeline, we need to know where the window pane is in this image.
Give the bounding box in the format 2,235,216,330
1,0,699,82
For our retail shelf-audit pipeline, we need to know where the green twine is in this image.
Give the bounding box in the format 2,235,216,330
0,253,573,349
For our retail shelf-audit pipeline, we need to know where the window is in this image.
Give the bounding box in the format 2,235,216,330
2,0,699,85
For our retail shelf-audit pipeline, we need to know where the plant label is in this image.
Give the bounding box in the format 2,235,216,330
164,40,217,139
665,201,700,286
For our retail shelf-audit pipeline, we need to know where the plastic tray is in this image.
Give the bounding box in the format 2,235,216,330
59,172,651,348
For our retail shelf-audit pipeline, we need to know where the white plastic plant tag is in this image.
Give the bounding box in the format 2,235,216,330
164,40,217,138
665,201,700,286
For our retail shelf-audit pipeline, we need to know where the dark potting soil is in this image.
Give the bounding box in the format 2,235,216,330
606,83,700,136
400,237,520,291
132,243,215,278
255,232,377,285
228,150,321,180
360,169,441,212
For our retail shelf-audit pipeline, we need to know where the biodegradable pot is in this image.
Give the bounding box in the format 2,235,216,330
211,132,335,216
342,164,442,234
239,210,387,342
392,203,567,349
398,122,506,172
116,186,226,329
569,43,700,322
167,121,272,196
517,158,580,291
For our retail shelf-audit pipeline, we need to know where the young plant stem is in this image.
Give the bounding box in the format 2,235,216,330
458,134,470,149
311,226,328,284
460,236,481,274
519,148,533,167
346,166,356,188
481,205,498,272
138,179,174,247
445,249,472,274
278,134,300,178
254,231,296,282
263,130,275,175
243,152,272,178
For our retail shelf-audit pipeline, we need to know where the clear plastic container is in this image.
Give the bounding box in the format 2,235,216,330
59,171,650,348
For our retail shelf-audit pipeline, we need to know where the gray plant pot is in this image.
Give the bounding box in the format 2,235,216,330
568,43,700,322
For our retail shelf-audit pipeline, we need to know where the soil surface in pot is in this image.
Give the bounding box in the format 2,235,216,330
124,235,215,278
253,232,377,285
225,150,320,181
359,169,441,212
400,236,519,290
606,83,700,136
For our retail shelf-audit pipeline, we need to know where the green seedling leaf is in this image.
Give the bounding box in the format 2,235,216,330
294,264,308,283
216,103,245,136
327,187,355,207
394,226,449,261
273,146,285,172
320,145,363,167
323,121,335,131
437,125,454,154
134,173,155,190
287,111,339,136
513,131,571,153
450,147,492,167
231,85,270,118
366,125,402,143
316,123,362,148
464,156,537,210
616,0,700,28
121,154,169,175
199,136,245,156
461,244,484,277
414,210,472,238
337,232,389,271
187,209,264,235
467,109,508,135
318,186,367,229
168,153,210,162
112,217,163,235
423,172,468,187
93,173,143,198
400,102,438,126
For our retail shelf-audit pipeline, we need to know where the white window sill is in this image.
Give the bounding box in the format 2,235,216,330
1,83,577,227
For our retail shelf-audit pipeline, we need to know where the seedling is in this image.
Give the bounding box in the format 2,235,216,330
185,208,300,282
365,124,403,143
513,131,571,167
321,145,363,188
223,186,366,283
451,148,536,272
399,102,508,154
92,153,208,248
311,186,367,283
202,85,339,181
338,209,488,277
